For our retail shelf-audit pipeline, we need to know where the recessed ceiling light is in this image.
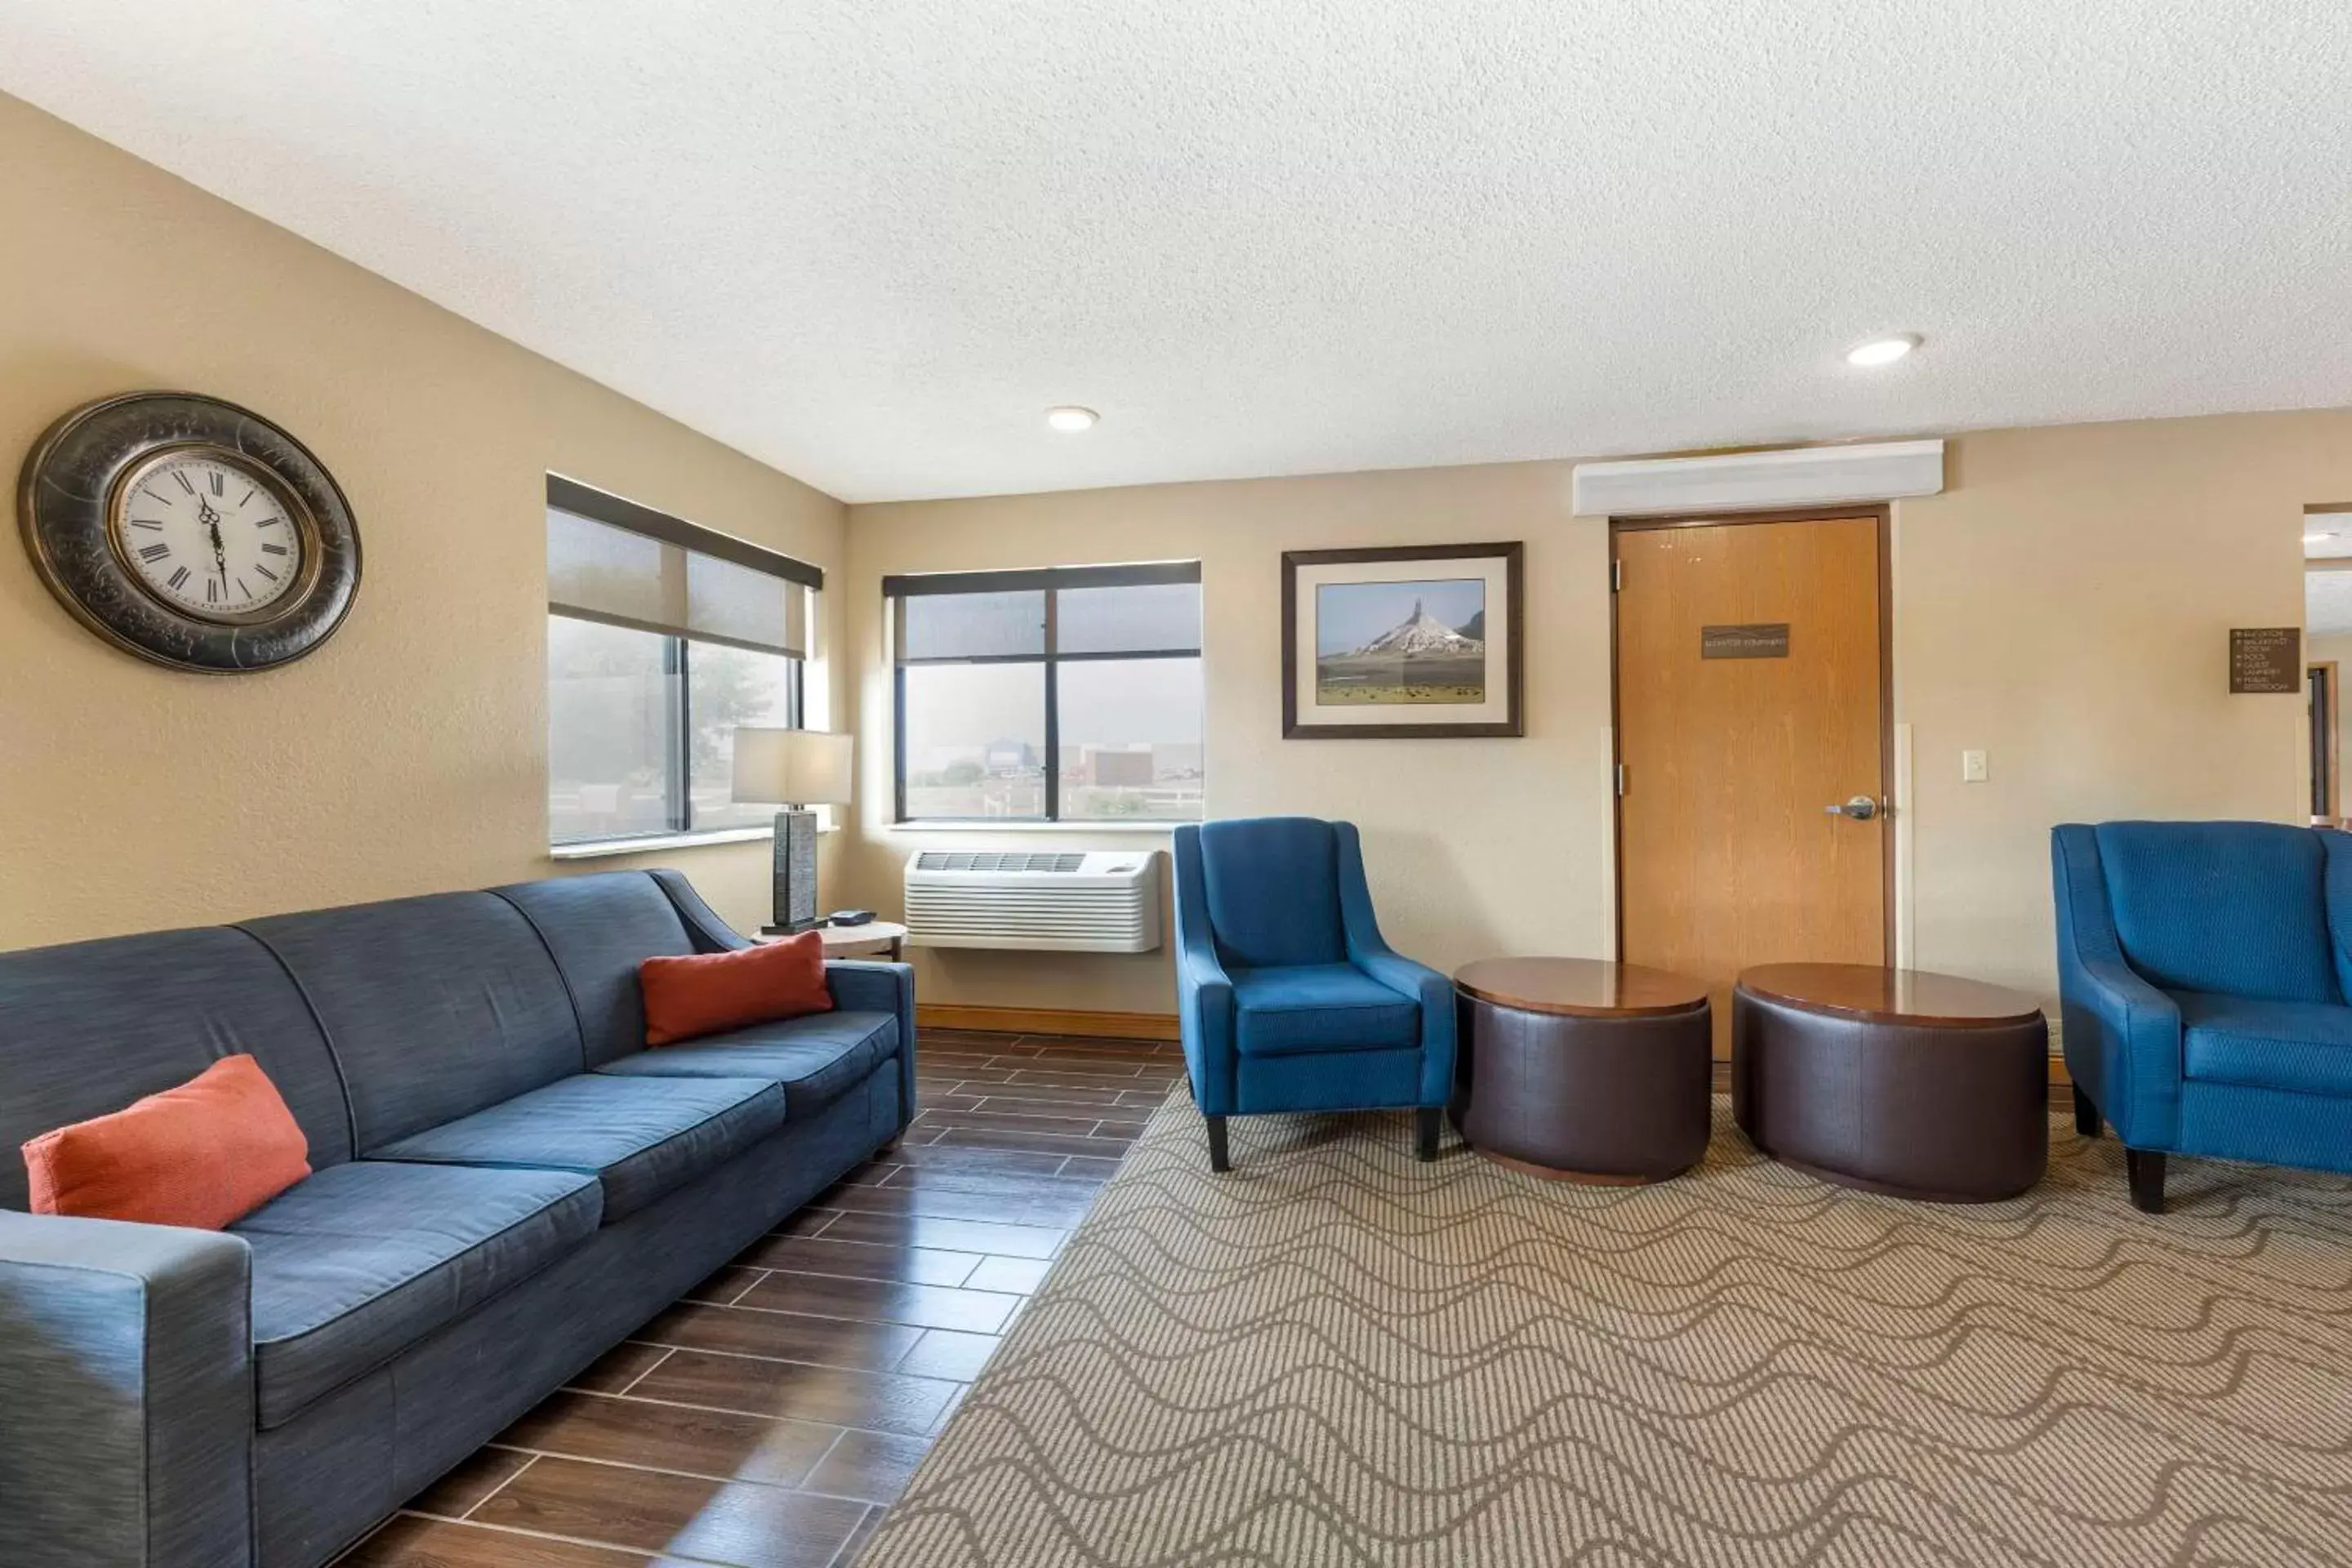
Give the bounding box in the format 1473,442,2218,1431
1846,334,1921,368
1045,406,1098,432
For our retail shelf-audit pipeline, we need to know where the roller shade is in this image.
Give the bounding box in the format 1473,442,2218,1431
548,506,807,657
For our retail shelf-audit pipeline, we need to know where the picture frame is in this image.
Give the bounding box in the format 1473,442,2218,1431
1281,541,1524,738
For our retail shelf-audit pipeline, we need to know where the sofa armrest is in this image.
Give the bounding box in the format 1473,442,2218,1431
648,867,754,952
0,1211,254,1568
827,959,917,1129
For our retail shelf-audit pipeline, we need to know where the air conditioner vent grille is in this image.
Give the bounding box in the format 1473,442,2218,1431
904,849,1161,953
913,851,1086,874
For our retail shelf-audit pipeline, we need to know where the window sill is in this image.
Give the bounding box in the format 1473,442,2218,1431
550,826,773,861
887,820,1182,834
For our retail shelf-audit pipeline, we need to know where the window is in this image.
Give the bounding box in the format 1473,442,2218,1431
886,563,1203,822
546,476,820,846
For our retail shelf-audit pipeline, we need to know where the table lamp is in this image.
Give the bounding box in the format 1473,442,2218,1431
731,728,853,933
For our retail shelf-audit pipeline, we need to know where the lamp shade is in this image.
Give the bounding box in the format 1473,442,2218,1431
732,728,853,806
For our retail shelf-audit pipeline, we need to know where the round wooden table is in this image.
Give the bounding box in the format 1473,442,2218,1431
1453,957,1713,1183
1732,963,2049,1202
760,921,908,961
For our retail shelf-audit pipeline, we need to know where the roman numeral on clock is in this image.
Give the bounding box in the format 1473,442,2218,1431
168,566,191,590
130,518,166,531
136,542,171,563
174,471,196,495
206,579,219,604
261,542,289,556
208,471,225,497
256,564,280,582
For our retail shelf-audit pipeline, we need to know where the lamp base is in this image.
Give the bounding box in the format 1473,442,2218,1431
766,807,819,934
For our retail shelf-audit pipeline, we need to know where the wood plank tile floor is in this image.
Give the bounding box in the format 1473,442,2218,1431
339,1030,1183,1568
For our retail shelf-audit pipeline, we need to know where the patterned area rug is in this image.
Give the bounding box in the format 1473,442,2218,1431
857,1096,2352,1567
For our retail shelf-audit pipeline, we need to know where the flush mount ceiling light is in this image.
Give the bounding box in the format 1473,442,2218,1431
1845,333,1922,368
1045,405,1098,432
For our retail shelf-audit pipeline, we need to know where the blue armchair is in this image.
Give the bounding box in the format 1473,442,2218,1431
1171,817,1456,1170
2052,821,2352,1213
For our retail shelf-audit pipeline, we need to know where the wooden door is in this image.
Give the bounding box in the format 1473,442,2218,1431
1615,514,1888,1053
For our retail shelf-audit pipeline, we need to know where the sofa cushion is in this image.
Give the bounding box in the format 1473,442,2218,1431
2178,990,2352,1098
0,927,353,1209
233,1161,600,1428
2093,822,2338,1005
597,1010,900,1119
1231,964,1420,1057
243,892,586,1150
366,1075,785,1222
494,873,698,1067
1197,817,1347,970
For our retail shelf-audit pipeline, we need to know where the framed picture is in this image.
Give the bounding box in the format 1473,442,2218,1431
1281,541,1524,738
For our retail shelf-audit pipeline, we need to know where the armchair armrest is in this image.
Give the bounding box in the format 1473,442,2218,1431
826,959,918,1130
1332,823,1458,1106
0,1211,254,1568
2061,956,2184,1143
1175,926,1237,1116
2052,825,2183,1146
1170,826,1236,1114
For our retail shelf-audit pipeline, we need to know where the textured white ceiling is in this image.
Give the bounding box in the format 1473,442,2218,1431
3,2,2349,502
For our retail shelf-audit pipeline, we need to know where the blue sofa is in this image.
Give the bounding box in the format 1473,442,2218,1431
2053,821,2352,1213
0,869,913,1568
1171,817,1455,1169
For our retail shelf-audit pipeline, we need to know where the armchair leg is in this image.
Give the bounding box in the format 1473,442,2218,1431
1205,1116,1230,1174
1415,1107,1440,1162
2124,1148,2166,1214
2072,1081,2100,1138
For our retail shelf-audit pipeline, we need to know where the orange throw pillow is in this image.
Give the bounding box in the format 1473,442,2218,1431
641,932,835,1047
24,1054,312,1231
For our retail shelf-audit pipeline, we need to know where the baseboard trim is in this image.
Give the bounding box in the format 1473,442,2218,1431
917,1003,1181,1042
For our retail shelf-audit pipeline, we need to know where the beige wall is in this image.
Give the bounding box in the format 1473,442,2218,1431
845,465,1615,1015
0,93,844,950
1891,414,2335,998
848,410,2351,1016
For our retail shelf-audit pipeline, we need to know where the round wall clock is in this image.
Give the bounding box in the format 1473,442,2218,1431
17,391,361,674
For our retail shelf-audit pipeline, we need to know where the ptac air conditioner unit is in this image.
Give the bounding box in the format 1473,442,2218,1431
902,850,1161,953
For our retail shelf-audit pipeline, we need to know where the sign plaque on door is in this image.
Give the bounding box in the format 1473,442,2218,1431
2229,627,2301,694
1700,623,1791,660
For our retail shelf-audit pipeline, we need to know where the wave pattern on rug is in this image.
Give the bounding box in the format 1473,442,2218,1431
856,1098,2352,1567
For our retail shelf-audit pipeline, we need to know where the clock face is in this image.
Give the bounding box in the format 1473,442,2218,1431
114,450,310,621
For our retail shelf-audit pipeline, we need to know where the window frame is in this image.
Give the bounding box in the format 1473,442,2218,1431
546,612,808,848
545,474,820,851
884,561,1203,825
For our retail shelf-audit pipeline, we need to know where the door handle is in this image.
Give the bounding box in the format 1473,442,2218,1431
1824,795,1880,822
